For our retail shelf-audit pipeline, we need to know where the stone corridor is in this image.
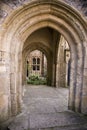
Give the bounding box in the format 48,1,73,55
1,0,87,124
0,0,87,129
1,85,86,130
23,85,68,113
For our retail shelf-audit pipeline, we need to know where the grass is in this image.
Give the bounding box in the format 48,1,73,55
27,75,47,85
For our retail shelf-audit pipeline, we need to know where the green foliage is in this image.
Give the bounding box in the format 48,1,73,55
27,75,47,85
29,75,39,81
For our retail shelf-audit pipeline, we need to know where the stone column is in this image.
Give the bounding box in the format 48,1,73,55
41,52,44,77
10,53,18,115
0,51,11,122
81,70,87,113
52,56,56,87
47,56,53,86
10,52,22,116
81,48,87,114
56,37,66,87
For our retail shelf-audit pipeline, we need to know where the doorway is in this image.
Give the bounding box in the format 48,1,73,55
1,1,86,122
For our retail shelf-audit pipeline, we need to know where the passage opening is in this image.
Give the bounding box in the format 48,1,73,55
26,50,47,85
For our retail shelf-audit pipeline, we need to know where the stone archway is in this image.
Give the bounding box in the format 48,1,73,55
22,42,53,86
0,0,87,122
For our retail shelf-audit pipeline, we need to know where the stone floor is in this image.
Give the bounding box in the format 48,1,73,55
23,85,68,114
1,85,87,130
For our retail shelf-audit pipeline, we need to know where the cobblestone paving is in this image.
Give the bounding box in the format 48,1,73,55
2,85,87,130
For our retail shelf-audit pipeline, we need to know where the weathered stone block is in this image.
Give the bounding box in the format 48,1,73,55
11,94,18,115
0,94,9,122
10,73,17,94
0,74,10,94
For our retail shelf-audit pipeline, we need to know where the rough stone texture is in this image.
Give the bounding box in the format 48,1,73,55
0,0,87,25
0,0,87,16
56,36,68,88
0,0,87,125
0,9,7,24
6,85,87,130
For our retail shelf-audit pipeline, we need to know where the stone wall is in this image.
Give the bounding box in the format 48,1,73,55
56,36,67,87
0,51,11,122
27,50,47,77
0,0,87,123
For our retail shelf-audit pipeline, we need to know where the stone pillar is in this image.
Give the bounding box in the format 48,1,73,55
52,58,56,87
41,52,44,77
57,62,66,87
81,50,87,114
22,58,27,85
27,61,29,77
10,53,22,116
10,73,18,115
17,53,22,112
81,71,87,113
16,72,22,113
56,36,66,87
68,64,77,111
0,51,11,122
47,56,53,86
51,41,57,87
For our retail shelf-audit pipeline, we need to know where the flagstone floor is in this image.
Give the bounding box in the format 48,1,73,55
2,85,87,130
